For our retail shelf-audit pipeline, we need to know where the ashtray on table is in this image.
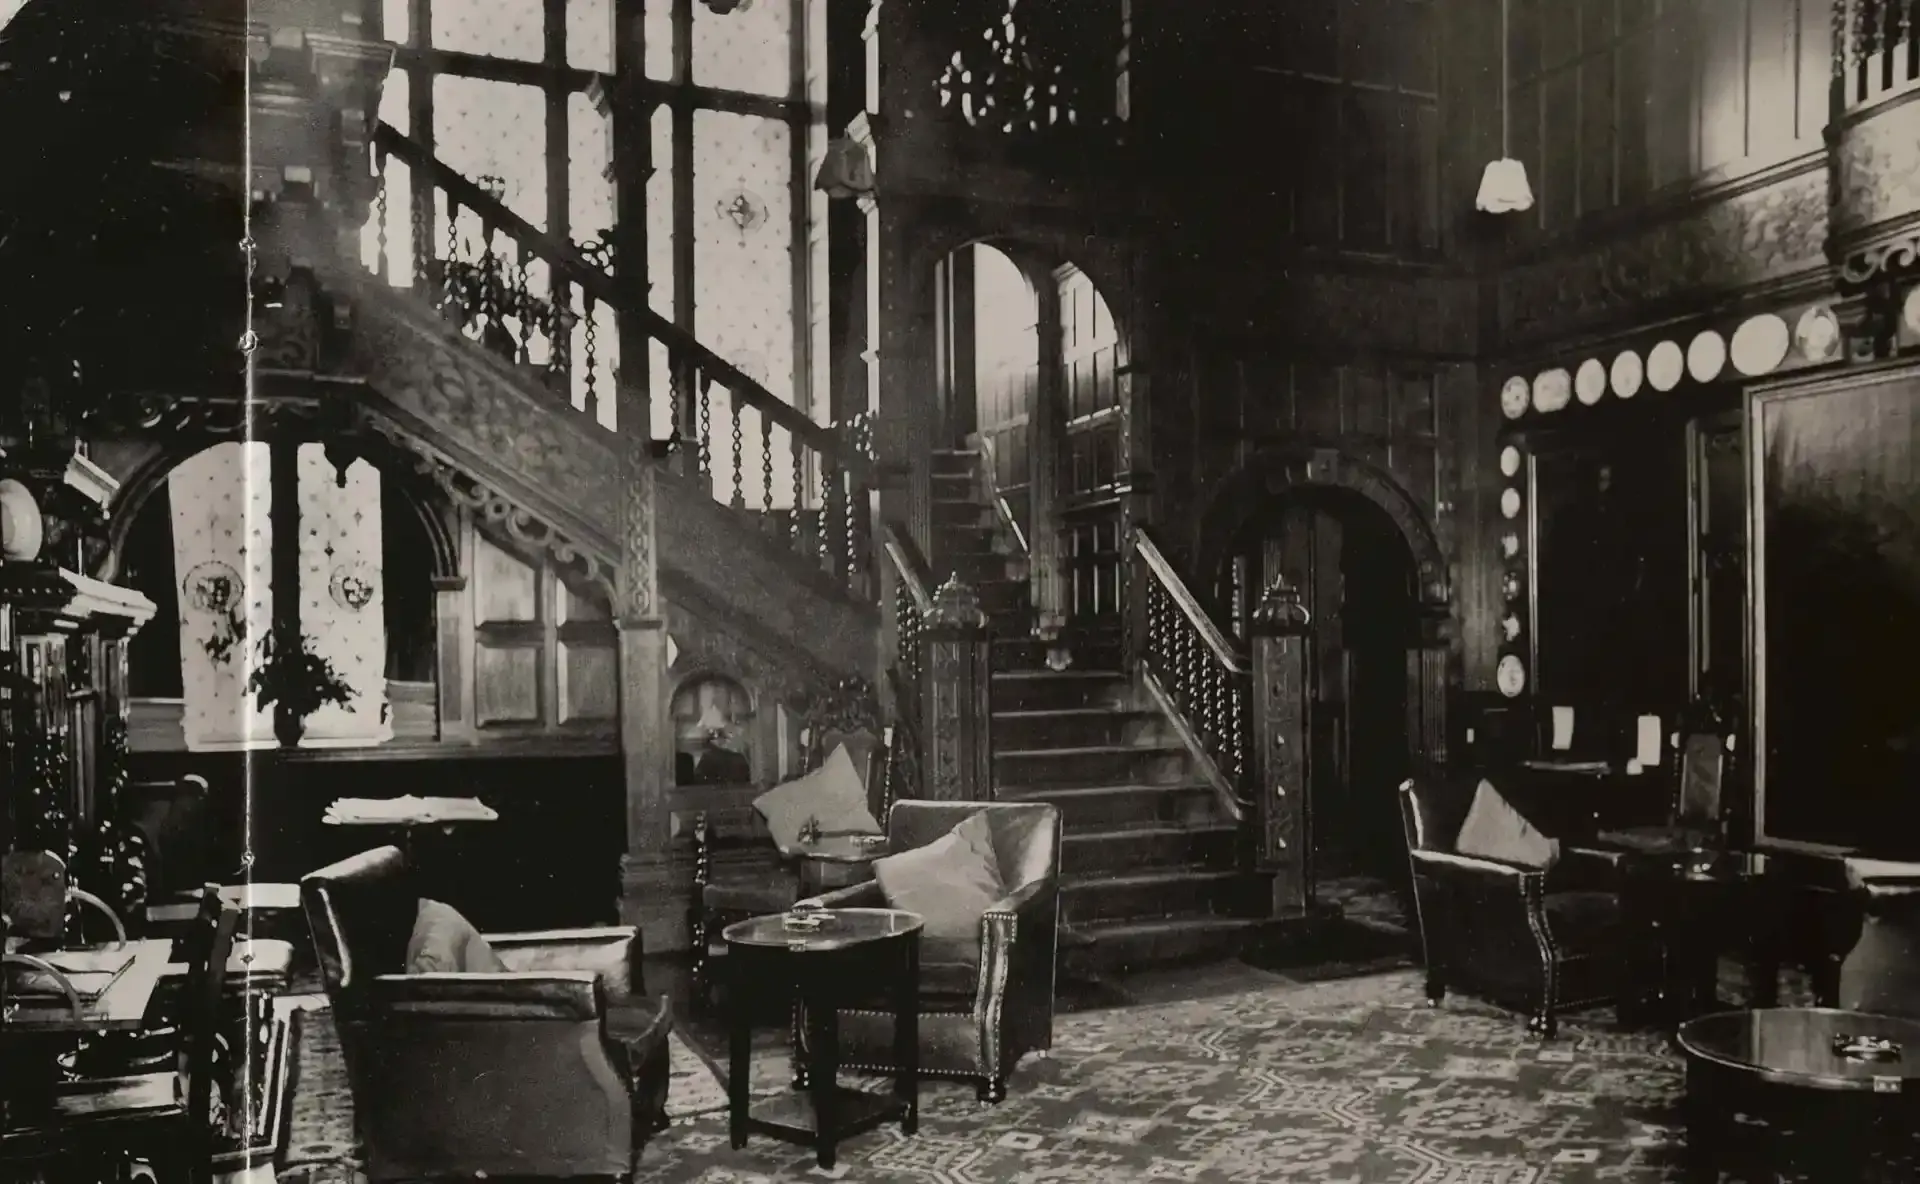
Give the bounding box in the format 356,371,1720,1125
781,910,830,933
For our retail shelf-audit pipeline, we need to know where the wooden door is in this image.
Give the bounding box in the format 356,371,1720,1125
1056,264,1126,622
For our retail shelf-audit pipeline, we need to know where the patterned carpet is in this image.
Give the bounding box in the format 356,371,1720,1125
277,970,1733,1183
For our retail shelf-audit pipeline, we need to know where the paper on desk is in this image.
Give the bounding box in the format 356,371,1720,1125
325,796,499,824
1635,715,1663,768
1549,706,1575,751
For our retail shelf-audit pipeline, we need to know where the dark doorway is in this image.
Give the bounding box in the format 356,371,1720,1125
1218,486,1418,887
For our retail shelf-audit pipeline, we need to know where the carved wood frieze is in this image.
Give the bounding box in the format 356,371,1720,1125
1496,160,1829,344
1188,265,1479,359
1830,97,1920,286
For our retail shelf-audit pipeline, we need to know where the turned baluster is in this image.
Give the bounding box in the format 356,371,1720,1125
728,390,746,509
759,416,776,528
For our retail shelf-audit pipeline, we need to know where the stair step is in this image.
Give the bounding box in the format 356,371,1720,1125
997,781,1222,828
1060,869,1257,925
1065,913,1319,976
1061,822,1239,875
991,669,1130,711
993,707,1160,749
994,634,1123,672
995,742,1190,787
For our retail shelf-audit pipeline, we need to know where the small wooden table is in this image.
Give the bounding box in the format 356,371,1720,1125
1677,1008,1920,1180
723,908,921,1169
2,940,174,1127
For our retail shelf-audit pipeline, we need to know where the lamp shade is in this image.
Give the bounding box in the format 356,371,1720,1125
813,137,875,200
1475,157,1534,214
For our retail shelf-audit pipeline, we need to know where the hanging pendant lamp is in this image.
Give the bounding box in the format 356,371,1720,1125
1475,0,1534,215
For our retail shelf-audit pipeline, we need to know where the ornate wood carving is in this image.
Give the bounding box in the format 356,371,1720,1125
1495,160,1829,344
919,576,993,802
1830,97,1920,286
1249,578,1309,916
619,442,660,621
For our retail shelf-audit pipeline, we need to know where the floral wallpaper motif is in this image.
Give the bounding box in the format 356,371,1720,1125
169,443,275,750
296,445,390,746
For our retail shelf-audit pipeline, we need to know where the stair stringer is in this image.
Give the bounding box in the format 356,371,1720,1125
335,267,878,682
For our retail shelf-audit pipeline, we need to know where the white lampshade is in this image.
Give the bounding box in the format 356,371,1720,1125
1475,157,1534,214
813,137,875,200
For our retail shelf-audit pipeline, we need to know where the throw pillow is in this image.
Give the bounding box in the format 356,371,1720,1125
1453,779,1560,870
405,898,506,974
872,810,1006,950
753,744,881,853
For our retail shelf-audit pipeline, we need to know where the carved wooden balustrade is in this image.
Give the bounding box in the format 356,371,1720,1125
1129,527,1248,809
927,0,1129,138
881,522,936,804
1830,0,1920,295
1124,527,1312,912
367,124,877,599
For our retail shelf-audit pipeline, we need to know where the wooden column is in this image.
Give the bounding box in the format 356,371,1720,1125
1029,268,1067,648
919,576,992,802
1249,575,1312,918
614,442,673,945
268,438,302,747
431,574,471,741
1408,606,1453,781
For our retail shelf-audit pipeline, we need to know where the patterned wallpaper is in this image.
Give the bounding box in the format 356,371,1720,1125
295,444,391,747
168,443,275,751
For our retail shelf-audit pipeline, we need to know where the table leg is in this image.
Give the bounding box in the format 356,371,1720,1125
805,977,840,1171
728,958,753,1150
1681,1071,1719,1184
894,936,919,1136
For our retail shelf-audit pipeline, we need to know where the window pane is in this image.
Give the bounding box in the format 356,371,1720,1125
433,76,549,230
383,0,409,44
169,443,276,751
431,0,544,60
691,0,795,97
694,109,796,506
297,445,392,745
568,0,614,71
568,92,614,243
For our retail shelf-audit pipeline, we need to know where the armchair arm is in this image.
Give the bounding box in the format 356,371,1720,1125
485,926,643,997
1554,845,1626,893
978,878,1059,1069
1411,849,1545,885
796,880,886,910
367,971,603,1022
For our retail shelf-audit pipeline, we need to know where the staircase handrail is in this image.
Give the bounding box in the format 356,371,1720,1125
973,435,1030,558
371,121,870,484
1131,527,1247,675
880,521,937,615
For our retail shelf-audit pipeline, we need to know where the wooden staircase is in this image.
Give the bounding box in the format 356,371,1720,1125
927,449,1297,972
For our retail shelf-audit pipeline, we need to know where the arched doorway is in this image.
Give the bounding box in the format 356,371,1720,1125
1216,486,1419,886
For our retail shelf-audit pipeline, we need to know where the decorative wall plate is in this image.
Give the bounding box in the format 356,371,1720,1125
0,478,44,562
1499,445,1521,477
1794,306,1841,362
1502,614,1521,641
1531,369,1571,414
1730,314,1790,376
1497,654,1527,698
1574,359,1607,405
1502,572,1521,600
1647,341,1684,391
1611,349,1644,398
1500,532,1520,558
1500,375,1530,419
1500,487,1522,519
329,562,379,612
1687,330,1727,383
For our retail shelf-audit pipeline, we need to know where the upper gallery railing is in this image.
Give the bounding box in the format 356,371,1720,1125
367,123,876,599
1835,0,1920,110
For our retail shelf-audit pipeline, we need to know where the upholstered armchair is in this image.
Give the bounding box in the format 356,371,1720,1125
1596,704,1733,857
798,800,1060,1103
1399,778,1629,1038
301,847,671,1182
1836,861,1920,1016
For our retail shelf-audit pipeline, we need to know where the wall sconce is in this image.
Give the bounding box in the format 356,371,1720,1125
1475,0,1534,216
813,137,875,200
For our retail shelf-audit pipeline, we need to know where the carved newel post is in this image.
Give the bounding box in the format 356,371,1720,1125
1249,575,1312,918
615,427,673,943
919,576,993,802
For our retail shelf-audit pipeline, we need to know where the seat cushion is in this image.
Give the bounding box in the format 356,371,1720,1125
753,745,881,852
405,899,505,974
1454,779,1561,870
1543,890,1621,945
873,810,1005,945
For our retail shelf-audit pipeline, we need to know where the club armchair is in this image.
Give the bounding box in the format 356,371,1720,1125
301,846,670,1182
796,800,1060,1103
1400,777,1629,1038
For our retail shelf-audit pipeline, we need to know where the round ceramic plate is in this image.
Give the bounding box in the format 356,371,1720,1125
1500,532,1520,558
1611,350,1644,399
1497,654,1527,698
1794,306,1840,362
1500,487,1522,519
1730,314,1790,376
1532,368,1571,414
1499,445,1521,477
1500,375,1531,419
1502,614,1521,640
1647,340,1684,391
1687,330,1727,383
1575,358,1607,405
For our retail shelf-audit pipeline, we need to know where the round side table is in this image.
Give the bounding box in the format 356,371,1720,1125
722,907,921,1170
